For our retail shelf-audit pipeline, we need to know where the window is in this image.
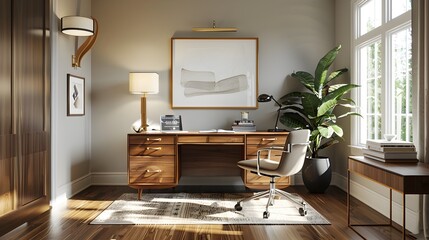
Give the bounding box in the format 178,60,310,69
352,0,412,145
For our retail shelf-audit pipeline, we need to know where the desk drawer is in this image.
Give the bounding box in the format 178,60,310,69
129,135,175,145
246,146,283,158
178,136,208,143
129,145,175,156
178,135,244,143
246,135,287,145
129,156,175,184
209,136,244,143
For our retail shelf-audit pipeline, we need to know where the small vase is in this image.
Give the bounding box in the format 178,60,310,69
302,157,332,193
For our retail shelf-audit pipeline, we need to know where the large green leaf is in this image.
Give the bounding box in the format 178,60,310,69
331,124,343,137
314,45,341,94
338,103,357,108
318,126,334,138
339,98,356,105
323,84,359,102
327,83,347,92
337,112,362,119
279,112,310,129
301,92,321,117
291,71,315,93
325,68,348,86
279,92,303,105
280,104,303,111
318,139,340,150
317,99,337,117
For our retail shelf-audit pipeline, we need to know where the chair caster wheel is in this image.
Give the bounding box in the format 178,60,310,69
263,211,270,219
299,207,307,216
234,203,242,211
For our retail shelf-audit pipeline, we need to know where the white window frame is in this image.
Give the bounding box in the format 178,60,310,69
351,0,412,146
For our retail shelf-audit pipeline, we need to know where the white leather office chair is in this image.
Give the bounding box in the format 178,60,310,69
234,129,310,218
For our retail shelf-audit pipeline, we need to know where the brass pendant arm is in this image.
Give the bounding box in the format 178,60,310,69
73,18,98,68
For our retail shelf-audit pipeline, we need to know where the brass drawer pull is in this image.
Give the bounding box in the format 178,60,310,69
146,138,162,141
146,147,162,151
145,169,162,173
262,138,277,141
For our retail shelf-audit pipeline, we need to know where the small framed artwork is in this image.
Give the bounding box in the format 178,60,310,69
160,115,183,131
171,38,258,109
67,74,85,116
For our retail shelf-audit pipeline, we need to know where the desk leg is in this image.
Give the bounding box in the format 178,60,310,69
138,188,143,200
390,189,392,226
402,193,406,240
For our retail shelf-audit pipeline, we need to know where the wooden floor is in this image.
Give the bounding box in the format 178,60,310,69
0,186,418,240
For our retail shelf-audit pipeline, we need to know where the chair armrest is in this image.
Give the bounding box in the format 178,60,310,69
259,146,284,151
254,142,310,176
255,146,285,176
284,142,310,153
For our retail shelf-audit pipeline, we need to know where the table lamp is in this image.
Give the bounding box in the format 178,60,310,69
129,73,159,132
257,94,287,132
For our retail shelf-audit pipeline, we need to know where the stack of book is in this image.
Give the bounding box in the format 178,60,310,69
232,120,256,132
363,139,418,163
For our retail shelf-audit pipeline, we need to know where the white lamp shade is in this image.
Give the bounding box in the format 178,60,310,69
61,16,94,36
129,73,159,94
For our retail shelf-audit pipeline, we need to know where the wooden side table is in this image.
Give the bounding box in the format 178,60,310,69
348,156,429,239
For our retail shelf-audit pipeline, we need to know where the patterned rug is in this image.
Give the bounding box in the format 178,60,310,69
90,193,330,225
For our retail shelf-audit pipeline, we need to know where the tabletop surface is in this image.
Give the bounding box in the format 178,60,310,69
349,156,429,176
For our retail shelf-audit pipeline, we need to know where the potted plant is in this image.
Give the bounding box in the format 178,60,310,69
279,45,360,193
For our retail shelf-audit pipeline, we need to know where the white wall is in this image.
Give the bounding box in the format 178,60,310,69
51,0,92,201
90,0,336,181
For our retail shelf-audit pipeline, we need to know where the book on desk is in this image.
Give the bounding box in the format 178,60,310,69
363,139,418,163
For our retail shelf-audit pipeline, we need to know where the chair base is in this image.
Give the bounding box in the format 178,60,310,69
234,177,307,219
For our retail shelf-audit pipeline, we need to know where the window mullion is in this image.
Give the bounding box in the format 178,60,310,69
384,31,392,135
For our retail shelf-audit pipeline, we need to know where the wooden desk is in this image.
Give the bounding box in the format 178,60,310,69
127,132,289,199
347,156,429,239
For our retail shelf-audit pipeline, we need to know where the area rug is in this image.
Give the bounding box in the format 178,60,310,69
90,193,330,225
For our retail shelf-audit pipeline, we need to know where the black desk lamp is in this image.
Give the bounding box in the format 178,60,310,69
258,94,287,132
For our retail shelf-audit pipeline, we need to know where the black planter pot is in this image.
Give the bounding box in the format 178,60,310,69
302,157,332,193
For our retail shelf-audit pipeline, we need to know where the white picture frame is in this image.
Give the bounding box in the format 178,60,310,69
171,38,258,109
67,74,85,116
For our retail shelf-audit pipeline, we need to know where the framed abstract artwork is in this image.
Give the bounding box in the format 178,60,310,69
171,38,258,109
67,74,85,116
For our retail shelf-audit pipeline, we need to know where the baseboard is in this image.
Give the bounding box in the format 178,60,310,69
52,173,92,206
91,172,128,185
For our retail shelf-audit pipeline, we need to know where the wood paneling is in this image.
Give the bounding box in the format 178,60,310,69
0,0,50,235
0,0,14,219
0,0,12,134
13,0,49,208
